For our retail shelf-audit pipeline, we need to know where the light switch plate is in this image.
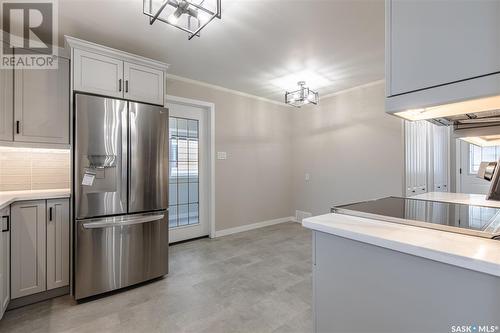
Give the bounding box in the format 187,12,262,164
217,152,227,160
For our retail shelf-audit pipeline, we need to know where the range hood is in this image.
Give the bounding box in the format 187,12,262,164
394,94,500,147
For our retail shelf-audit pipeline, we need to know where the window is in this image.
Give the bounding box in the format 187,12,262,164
469,144,500,174
168,117,199,228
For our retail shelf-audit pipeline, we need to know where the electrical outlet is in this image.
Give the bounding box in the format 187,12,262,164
305,173,311,181
217,152,227,160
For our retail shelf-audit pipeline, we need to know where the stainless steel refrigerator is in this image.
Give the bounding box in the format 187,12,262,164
74,93,168,300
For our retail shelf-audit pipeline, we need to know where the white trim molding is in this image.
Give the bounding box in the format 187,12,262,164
166,94,216,239
214,217,295,238
321,79,385,100
168,74,385,108
167,74,286,107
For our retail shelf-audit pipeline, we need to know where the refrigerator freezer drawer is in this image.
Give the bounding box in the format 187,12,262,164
75,211,168,300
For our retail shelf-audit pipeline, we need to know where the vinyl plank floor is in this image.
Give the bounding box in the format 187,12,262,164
0,222,312,333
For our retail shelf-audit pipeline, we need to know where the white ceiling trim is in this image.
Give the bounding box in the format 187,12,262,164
167,74,288,107
321,79,385,101
167,75,385,108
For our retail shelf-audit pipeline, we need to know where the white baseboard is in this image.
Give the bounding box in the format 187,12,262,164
294,210,313,223
215,216,296,237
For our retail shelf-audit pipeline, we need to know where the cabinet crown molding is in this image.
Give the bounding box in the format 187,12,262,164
64,36,169,72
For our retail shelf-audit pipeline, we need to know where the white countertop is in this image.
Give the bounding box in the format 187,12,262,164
0,189,71,210
412,191,500,208
302,192,500,277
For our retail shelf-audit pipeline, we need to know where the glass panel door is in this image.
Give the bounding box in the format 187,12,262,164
167,101,209,243
169,117,199,229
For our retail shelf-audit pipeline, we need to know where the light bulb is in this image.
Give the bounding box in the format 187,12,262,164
167,13,179,24
197,11,211,24
168,7,183,24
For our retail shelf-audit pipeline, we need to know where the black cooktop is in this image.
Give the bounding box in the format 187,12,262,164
332,197,500,239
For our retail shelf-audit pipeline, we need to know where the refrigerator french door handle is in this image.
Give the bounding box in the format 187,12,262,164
82,214,165,229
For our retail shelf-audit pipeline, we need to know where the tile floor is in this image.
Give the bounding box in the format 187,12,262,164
0,222,312,333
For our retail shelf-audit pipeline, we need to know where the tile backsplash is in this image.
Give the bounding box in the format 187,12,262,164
0,147,70,191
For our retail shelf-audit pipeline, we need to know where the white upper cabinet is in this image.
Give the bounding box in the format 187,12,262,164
0,45,70,146
124,62,164,105
0,50,13,142
431,126,450,192
73,49,124,99
67,36,168,106
386,0,500,111
14,55,70,144
405,121,428,196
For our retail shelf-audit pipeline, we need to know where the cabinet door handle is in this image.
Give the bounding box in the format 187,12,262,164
49,207,53,221
125,80,129,93
119,79,122,92
16,121,20,134
2,216,9,232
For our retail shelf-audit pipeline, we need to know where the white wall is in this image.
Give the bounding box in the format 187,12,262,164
291,82,404,216
166,78,404,230
166,77,294,232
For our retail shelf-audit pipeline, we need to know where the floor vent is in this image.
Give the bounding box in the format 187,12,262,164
295,210,312,223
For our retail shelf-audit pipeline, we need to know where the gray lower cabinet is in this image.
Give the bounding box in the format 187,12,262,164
11,201,46,299
313,231,500,333
0,206,10,319
46,199,69,290
10,198,69,300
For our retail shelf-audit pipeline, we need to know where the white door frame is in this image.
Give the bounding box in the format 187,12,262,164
166,95,216,238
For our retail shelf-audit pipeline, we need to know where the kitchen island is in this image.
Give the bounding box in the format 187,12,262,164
303,192,500,333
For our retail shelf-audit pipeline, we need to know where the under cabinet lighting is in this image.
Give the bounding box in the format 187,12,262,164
395,95,500,121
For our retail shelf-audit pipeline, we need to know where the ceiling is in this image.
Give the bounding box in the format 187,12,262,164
57,0,385,102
